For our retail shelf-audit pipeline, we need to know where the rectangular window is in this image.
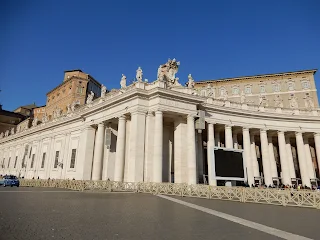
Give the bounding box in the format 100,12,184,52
260,85,265,93
273,84,280,92
54,151,59,168
232,87,239,95
7,157,11,168
31,154,35,168
245,86,251,94
70,149,77,168
288,82,295,91
41,153,46,168
301,81,310,89
14,156,18,168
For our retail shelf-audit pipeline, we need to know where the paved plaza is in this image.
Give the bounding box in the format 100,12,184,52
0,187,319,240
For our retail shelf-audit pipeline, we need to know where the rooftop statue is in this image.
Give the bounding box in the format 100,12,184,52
11,128,15,135
101,84,107,98
136,67,143,82
186,74,195,89
120,74,127,88
157,58,181,86
86,91,94,104
32,118,38,127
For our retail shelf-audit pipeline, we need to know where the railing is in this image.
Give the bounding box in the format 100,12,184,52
20,179,320,209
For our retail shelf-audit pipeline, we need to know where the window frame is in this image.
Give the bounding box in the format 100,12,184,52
41,152,46,168
54,151,59,168
69,149,77,169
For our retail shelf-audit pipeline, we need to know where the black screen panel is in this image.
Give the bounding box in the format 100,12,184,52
214,149,244,178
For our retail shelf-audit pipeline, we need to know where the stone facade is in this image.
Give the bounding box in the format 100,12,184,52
194,69,318,109
43,70,102,120
0,61,319,188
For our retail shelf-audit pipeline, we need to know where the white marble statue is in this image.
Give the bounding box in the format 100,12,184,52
32,118,38,127
86,91,94,104
289,96,298,109
186,74,195,89
101,84,107,98
10,128,15,135
136,67,143,82
157,58,180,86
4,130,9,137
274,95,283,108
71,101,76,112
120,74,127,88
240,91,246,104
0,132,3,139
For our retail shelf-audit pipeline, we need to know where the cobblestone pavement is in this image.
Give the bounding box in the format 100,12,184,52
0,187,317,240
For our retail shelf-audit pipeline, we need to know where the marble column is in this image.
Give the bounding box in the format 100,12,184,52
127,110,146,182
250,134,260,178
187,115,197,184
207,123,216,186
260,129,272,186
303,136,315,180
314,133,320,176
92,123,105,180
295,132,311,187
277,131,291,185
114,116,126,182
225,125,233,149
144,112,154,182
285,136,296,179
233,132,238,149
197,132,204,181
153,111,163,183
78,126,96,180
268,136,278,179
243,128,254,186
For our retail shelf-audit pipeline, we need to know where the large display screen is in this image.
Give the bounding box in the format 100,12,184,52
214,149,244,178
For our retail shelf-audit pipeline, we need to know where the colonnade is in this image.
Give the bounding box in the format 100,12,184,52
45,110,320,188
207,123,320,187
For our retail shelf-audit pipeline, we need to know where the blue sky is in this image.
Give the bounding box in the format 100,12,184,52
0,0,319,110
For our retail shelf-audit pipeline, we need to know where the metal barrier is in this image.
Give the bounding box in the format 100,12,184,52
19,179,320,209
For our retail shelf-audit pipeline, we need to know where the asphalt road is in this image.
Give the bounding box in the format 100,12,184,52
0,187,318,240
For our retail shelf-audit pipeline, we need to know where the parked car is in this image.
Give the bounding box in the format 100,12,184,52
0,175,20,187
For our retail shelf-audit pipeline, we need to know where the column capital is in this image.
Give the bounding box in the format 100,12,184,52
242,127,249,132
260,128,268,133
295,131,303,136
118,115,126,121
97,122,105,127
146,111,153,117
155,110,163,116
225,124,232,129
187,114,195,119
277,130,285,135
131,109,147,115
314,132,320,137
